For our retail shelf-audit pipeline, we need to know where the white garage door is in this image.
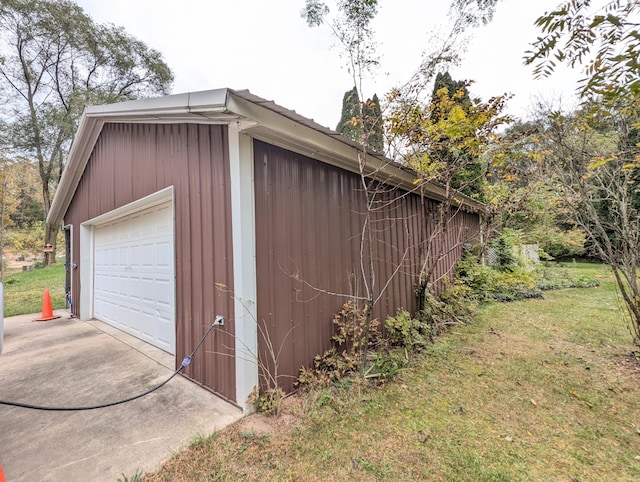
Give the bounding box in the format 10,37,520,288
93,202,175,354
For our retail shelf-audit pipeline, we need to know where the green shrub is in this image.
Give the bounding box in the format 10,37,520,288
248,386,286,416
364,351,408,381
492,267,543,301
298,303,418,389
457,251,542,302
458,247,600,303
536,267,600,290
297,301,383,388
331,300,382,362
456,252,499,302
4,221,64,256
533,226,586,259
573,275,600,288
492,229,519,272
440,278,479,317
417,280,478,336
385,309,428,349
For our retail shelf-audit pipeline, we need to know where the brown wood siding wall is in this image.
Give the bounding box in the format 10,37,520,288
64,123,236,402
253,141,480,392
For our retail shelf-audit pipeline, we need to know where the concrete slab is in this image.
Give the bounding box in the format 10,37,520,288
0,311,243,481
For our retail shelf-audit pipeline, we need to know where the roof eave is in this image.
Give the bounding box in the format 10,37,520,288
47,113,104,226
47,89,234,225
48,87,485,226
227,91,485,213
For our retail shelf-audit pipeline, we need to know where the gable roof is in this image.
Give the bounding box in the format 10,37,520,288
47,88,484,225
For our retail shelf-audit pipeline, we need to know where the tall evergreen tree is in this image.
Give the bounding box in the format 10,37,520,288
336,87,362,141
432,72,471,117
336,87,383,152
431,71,485,198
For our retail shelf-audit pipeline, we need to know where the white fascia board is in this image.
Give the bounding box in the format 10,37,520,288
85,88,230,116
47,115,105,226
48,89,234,226
228,93,377,172
82,186,174,226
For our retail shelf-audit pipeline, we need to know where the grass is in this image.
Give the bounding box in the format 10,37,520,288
145,262,640,481
3,263,66,316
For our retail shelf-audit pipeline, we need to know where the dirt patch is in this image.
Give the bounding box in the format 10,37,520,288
236,412,301,436
3,249,43,274
612,351,640,379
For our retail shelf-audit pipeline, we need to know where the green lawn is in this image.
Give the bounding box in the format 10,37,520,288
145,263,640,481
3,263,66,317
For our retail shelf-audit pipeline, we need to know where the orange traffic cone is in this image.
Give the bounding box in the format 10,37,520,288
0,463,6,482
34,289,61,321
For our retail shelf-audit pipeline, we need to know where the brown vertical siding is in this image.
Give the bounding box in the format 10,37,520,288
63,123,236,403
253,141,480,392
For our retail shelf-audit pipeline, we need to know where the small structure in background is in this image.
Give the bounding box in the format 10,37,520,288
486,243,540,267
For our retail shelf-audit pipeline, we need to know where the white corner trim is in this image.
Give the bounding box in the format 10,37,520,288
79,223,94,321
228,123,259,412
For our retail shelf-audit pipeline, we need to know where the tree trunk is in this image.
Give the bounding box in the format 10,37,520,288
44,221,58,266
42,181,57,266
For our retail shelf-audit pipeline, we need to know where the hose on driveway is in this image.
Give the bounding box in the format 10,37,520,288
0,321,218,411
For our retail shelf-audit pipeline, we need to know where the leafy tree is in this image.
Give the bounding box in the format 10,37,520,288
302,0,384,375
524,0,640,345
540,103,640,344
389,83,511,201
485,120,587,259
432,72,471,110
400,0,502,104
0,0,173,264
363,93,383,152
303,0,379,87
6,160,44,228
301,0,508,377
525,0,640,100
429,72,484,197
449,0,501,27
388,82,511,299
303,0,509,342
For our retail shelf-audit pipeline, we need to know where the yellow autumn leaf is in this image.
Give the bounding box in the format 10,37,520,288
587,156,613,170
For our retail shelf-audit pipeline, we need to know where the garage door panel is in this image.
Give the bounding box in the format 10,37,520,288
117,275,127,297
119,304,137,335
129,215,142,238
128,276,141,301
155,242,171,269
130,245,141,268
94,201,175,354
119,246,129,266
109,247,118,266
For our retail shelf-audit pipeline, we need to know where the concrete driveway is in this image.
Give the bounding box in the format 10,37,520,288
0,311,242,481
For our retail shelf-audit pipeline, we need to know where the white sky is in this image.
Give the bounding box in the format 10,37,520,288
74,0,583,129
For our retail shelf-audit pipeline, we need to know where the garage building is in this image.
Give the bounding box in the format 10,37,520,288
47,88,482,410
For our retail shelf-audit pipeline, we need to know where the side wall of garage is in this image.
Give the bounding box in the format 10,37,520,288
253,141,481,393
63,123,237,403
